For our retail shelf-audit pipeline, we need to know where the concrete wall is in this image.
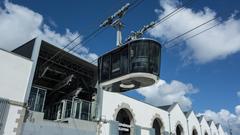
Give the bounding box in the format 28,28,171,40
0,49,33,135
22,119,97,135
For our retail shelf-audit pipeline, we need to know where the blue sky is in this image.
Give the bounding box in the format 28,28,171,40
4,0,239,113
0,0,240,133
7,0,239,112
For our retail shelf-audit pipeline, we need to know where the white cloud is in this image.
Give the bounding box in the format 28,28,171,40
149,0,240,64
237,91,240,98
235,105,240,116
0,0,97,62
201,106,240,135
136,79,197,110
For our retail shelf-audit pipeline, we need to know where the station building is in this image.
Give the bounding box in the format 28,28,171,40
0,38,225,135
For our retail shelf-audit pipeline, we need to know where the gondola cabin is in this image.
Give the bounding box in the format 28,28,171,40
98,38,161,92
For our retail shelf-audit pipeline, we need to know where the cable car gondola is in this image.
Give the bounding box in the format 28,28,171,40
98,38,161,92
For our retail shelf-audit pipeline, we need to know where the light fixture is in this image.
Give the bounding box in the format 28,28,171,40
120,83,135,89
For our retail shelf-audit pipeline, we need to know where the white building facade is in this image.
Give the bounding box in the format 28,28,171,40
99,90,226,135
185,111,201,135
0,49,33,135
0,39,226,135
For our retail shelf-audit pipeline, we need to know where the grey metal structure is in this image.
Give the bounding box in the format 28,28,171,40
100,3,130,47
126,21,156,41
0,98,9,135
13,38,98,122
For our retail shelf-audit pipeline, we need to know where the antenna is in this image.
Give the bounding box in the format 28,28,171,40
126,21,156,42
100,3,130,47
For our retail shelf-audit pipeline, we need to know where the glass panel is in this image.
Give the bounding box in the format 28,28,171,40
28,87,46,112
111,52,121,78
81,101,91,120
149,42,160,75
57,103,63,120
28,87,37,111
65,101,72,118
75,102,80,119
130,41,149,72
149,43,157,75
35,89,45,112
121,47,128,75
101,55,110,81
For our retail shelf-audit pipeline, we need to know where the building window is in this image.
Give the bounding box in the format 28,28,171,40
192,129,198,135
101,55,111,81
176,124,184,135
80,100,91,120
45,98,92,121
152,118,163,135
116,108,134,135
28,87,46,112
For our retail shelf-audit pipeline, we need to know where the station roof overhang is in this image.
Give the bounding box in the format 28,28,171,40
12,38,98,102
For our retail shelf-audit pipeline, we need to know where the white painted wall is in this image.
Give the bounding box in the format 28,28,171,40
217,125,225,135
199,117,211,135
169,104,188,135
0,49,32,102
100,90,225,135
3,105,22,135
0,49,33,135
209,122,218,135
101,91,170,135
186,112,201,135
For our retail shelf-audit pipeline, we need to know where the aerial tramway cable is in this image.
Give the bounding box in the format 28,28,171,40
89,0,198,64
166,22,221,49
163,17,217,47
165,14,236,49
149,0,196,31
40,0,144,69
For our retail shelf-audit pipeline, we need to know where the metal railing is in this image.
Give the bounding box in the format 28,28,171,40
28,87,47,112
45,98,93,121
0,98,10,135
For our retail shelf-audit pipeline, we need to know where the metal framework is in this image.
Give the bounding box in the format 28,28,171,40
0,98,9,135
126,21,156,41
100,3,130,47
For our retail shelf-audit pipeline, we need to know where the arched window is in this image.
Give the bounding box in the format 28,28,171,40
192,129,198,135
116,108,133,135
152,118,163,135
204,131,208,135
176,124,184,135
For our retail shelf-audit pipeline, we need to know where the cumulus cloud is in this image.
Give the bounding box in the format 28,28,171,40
136,79,197,110
235,105,240,116
0,0,97,62
201,106,240,135
237,91,240,98
149,0,240,64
